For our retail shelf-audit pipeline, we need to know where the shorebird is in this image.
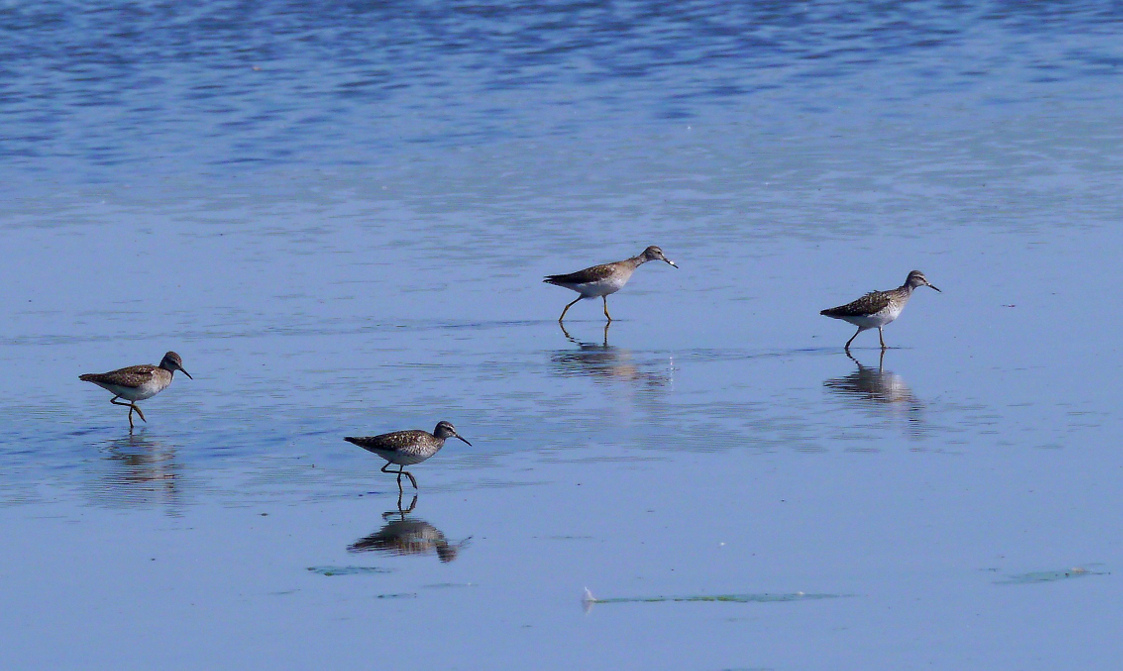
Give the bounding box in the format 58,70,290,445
79,351,192,429
544,245,677,322
820,270,941,351
345,421,471,490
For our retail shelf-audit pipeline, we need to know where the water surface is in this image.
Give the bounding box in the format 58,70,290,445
2,2,1123,669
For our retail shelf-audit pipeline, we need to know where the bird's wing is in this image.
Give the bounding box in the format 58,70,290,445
821,291,891,317
79,365,158,389
544,262,616,285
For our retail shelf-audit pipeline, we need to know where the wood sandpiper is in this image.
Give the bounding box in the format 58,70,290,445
820,270,940,351
544,245,677,322
79,351,192,429
345,421,471,490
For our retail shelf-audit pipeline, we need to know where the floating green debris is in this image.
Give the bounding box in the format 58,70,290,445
307,565,393,577
995,566,1109,585
582,587,850,610
422,582,477,590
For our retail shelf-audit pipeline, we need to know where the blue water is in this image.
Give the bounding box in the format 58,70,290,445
3,2,1123,669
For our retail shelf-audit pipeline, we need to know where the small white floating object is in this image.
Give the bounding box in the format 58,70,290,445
582,587,597,613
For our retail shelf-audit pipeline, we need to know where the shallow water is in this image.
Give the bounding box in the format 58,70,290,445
3,2,1123,669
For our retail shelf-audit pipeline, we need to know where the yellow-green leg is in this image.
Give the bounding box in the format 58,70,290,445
110,396,145,429
381,462,418,490
558,296,582,323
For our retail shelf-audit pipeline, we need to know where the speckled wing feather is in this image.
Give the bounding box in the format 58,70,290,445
544,262,618,286
79,365,160,390
821,291,892,317
345,430,426,453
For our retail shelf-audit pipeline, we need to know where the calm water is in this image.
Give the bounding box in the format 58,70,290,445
3,2,1123,669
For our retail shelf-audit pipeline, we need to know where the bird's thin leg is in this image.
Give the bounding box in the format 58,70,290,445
878,327,887,350
844,328,862,352
400,465,418,490
602,296,612,322
381,462,403,492
558,296,582,323
132,404,147,423
110,397,137,429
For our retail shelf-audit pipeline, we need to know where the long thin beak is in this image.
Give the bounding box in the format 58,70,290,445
928,284,941,293
456,435,472,446
180,368,193,379
667,260,678,268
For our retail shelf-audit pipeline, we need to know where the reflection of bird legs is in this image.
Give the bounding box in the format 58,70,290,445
845,348,887,372
388,492,418,517
559,321,578,344
110,396,146,429
559,320,612,347
381,462,418,490
558,296,582,322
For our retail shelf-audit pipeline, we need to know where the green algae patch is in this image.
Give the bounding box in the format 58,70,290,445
995,566,1109,585
582,587,849,610
307,565,393,577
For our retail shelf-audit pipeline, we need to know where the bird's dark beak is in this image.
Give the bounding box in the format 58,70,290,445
180,368,193,379
929,284,941,293
667,260,678,268
457,435,472,446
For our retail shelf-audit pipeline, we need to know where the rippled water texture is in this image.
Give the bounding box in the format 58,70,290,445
2,2,1122,669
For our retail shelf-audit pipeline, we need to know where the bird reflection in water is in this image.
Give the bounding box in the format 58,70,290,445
552,322,671,390
823,350,925,436
90,433,183,514
347,494,470,563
